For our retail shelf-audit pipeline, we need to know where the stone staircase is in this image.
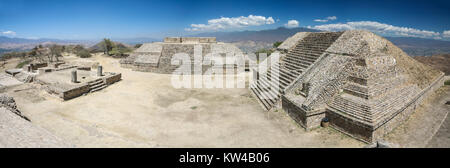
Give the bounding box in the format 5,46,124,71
250,32,343,111
88,79,107,93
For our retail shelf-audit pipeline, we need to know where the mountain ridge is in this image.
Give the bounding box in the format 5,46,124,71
1,27,450,56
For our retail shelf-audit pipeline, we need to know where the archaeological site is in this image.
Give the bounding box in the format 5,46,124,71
0,31,448,148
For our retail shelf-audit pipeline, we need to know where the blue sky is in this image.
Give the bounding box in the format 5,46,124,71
1,0,449,40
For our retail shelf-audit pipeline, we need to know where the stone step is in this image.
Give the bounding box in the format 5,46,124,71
343,82,369,99
367,75,407,98
289,50,321,56
258,65,292,86
296,45,331,49
250,85,270,110
256,78,280,99
330,84,418,124
90,82,106,89
89,80,103,86
295,42,334,46
283,63,308,71
370,87,417,123
287,54,318,63
271,67,297,81
256,83,278,101
285,55,315,64
253,82,277,107
369,83,410,106
283,59,311,69
330,96,373,123
266,71,292,87
371,85,416,115
289,51,322,58
88,79,103,84
90,85,107,93
291,47,324,53
266,73,290,87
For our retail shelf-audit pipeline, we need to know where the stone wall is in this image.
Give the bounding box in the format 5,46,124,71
326,110,374,142
282,96,326,130
60,84,90,100
103,73,122,85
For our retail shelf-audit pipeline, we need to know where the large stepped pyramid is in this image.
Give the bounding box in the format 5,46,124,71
251,30,444,143
250,32,343,111
120,37,243,74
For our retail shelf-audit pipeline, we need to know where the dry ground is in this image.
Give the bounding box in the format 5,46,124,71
4,54,365,147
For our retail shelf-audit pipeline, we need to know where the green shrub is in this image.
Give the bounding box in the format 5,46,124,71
445,80,450,85
77,49,92,58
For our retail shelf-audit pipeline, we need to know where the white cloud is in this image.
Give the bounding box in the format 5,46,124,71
309,21,441,39
314,16,337,23
1,30,16,36
284,20,299,28
185,15,275,31
314,19,328,23
326,16,337,21
443,30,450,38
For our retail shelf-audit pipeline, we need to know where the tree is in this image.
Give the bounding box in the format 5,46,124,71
273,41,283,48
73,45,85,54
103,38,114,56
29,46,38,57
49,45,63,62
134,44,143,48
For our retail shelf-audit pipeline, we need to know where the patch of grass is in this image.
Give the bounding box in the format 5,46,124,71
445,80,450,85
190,106,197,110
15,60,31,68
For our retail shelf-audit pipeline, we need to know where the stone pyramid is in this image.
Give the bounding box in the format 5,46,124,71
250,30,444,142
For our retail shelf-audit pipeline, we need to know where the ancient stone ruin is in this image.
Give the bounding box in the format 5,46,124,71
5,61,121,100
120,37,243,74
250,30,445,142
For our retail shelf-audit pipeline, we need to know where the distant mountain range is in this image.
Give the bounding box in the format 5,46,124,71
190,27,450,55
1,27,450,56
190,27,321,42
384,37,450,56
0,36,96,55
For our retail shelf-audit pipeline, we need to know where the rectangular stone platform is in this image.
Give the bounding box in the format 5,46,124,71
35,68,121,100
